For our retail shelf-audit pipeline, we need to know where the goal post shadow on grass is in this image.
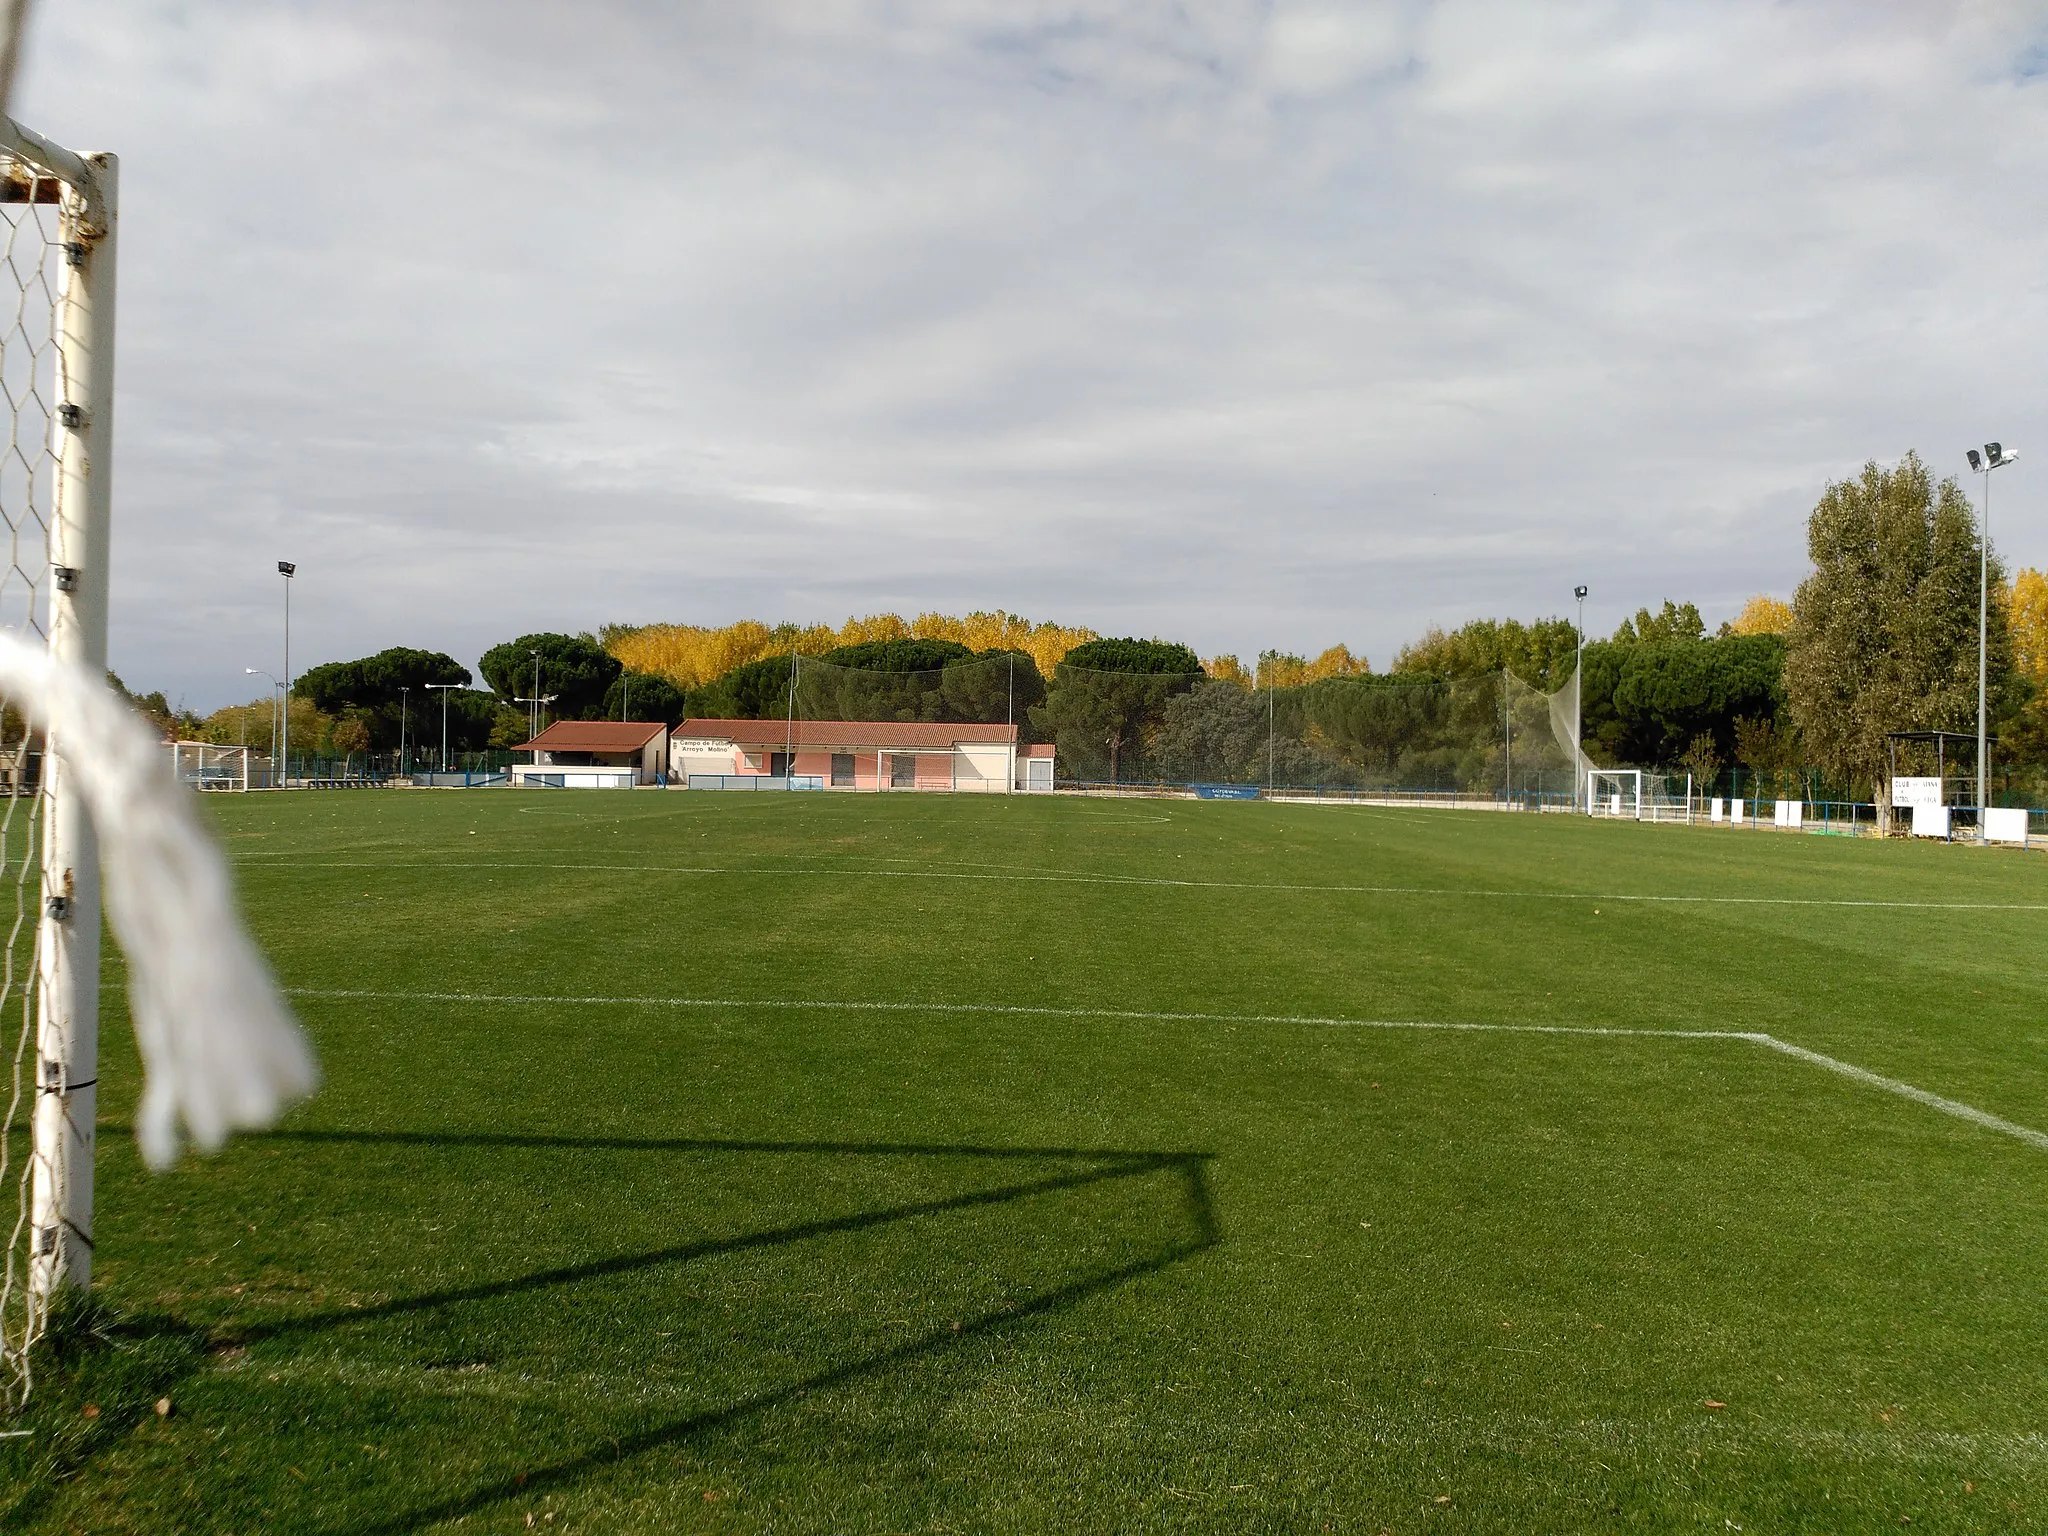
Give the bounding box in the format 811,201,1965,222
84,1128,1220,1535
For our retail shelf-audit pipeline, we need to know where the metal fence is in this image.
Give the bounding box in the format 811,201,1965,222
687,774,827,791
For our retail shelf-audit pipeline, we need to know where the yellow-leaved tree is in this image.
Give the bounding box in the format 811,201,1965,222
602,612,1097,688
2009,569,2048,686
1725,594,1792,636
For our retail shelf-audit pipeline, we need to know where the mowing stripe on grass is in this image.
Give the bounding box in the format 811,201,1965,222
289,988,2048,1154
239,858,2048,911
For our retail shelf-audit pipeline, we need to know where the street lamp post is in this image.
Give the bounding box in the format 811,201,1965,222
277,562,295,784
245,667,282,783
1966,443,2019,820
1573,585,1588,812
513,686,558,773
425,682,460,771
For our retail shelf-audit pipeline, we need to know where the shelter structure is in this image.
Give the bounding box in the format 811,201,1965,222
514,721,671,788
672,719,1043,792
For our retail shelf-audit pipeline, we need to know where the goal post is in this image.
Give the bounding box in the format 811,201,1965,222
0,117,116,1377
171,742,251,792
1586,768,1641,819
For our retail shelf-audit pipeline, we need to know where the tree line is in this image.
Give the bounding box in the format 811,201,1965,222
178,452,2045,796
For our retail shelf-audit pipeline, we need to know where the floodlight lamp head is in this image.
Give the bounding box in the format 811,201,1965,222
1574,585,1588,601
277,561,295,577
1966,448,1983,471
1990,444,2017,467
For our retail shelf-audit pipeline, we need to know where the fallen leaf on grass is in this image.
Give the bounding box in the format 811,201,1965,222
1704,1400,1726,1410
79,1404,99,1419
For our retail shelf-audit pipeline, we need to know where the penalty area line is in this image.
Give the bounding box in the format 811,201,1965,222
234,859,2048,912
287,988,2048,1155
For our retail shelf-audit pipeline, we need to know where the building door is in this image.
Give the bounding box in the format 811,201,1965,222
890,753,916,788
830,753,855,787
1028,758,1052,790
769,751,793,777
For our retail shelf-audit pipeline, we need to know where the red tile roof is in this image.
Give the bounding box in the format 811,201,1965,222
677,718,1018,748
1021,743,1055,757
522,721,669,752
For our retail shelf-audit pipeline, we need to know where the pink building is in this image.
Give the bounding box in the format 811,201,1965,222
672,719,1055,792
513,720,671,787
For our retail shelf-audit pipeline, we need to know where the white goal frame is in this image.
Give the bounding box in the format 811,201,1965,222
171,741,250,792
0,116,116,1391
1587,768,1641,819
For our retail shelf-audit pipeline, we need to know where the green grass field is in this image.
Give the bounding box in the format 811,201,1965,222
6,789,2048,1533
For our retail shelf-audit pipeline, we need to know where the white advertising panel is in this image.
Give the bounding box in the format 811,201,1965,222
1984,807,2029,845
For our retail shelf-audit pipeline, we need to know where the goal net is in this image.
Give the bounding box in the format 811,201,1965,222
1587,768,1641,818
0,109,315,1424
1587,768,1694,822
171,741,250,792
0,118,115,1410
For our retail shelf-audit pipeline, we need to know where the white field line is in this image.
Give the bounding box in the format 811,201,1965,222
1752,1037,2048,1152
235,859,2048,912
289,989,2048,1155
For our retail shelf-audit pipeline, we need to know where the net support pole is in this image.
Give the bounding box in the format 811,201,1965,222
30,149,116,1302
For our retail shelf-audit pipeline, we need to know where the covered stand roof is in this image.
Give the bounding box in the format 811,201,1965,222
676,719,1018,748
521,720,670,753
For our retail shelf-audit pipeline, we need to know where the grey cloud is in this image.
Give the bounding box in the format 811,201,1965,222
12,0,2046,706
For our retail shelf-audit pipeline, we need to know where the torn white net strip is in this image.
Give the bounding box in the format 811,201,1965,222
0,635,317,1169
0,637,317,1407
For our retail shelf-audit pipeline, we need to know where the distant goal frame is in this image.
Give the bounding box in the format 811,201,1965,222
1587,768,1642,820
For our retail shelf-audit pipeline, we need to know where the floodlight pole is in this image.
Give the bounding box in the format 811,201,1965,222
1503,670,1511,808
1263,650,1275,793
245,668,282,781
1971,444,2018,821
398,686,410,776
1573,585,1588,812
1979,468,1988,819
277,562,294,785
425,681,457,770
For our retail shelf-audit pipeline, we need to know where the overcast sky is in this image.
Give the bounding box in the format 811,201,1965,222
17,1,2048,707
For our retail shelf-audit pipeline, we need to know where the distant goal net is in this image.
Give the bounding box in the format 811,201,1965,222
1586,768,1693,822
1587,769,1642,819
171,741,250,792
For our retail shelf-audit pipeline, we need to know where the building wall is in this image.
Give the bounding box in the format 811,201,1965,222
955,742,1012,792
671,736,1021,790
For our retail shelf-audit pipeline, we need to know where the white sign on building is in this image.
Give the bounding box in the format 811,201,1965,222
1891,776,1943,808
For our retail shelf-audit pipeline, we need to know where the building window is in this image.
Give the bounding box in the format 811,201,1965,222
831,753,855,787
770,751,793,777
890,754,916,787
